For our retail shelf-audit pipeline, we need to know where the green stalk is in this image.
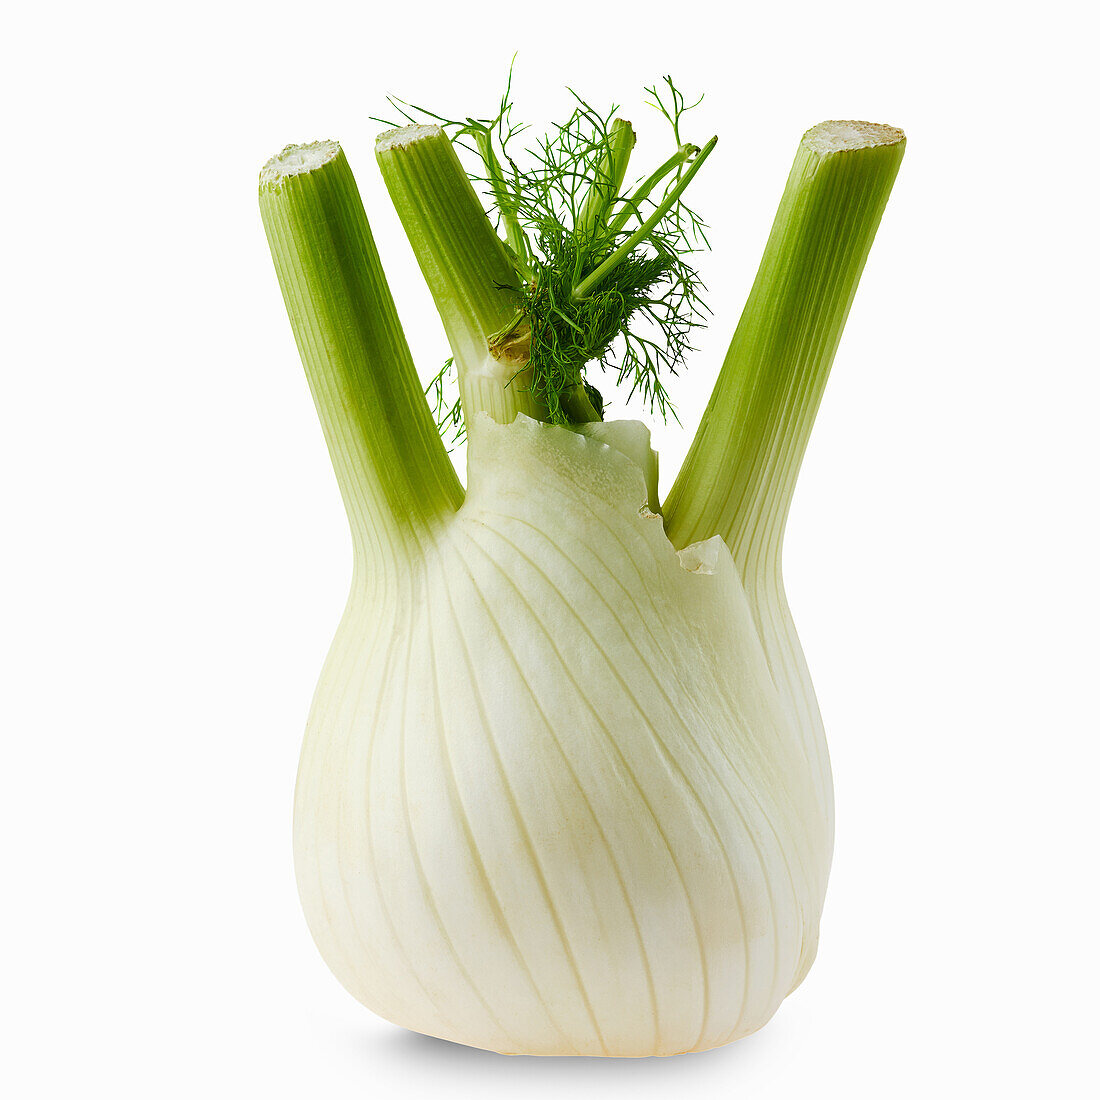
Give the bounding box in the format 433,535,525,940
259,141,462,568
573,118,636,269
473,128,531,276
571,135,718,301
376,125,545,427
663,121,905,569
603,142,699,239
560,383,603,424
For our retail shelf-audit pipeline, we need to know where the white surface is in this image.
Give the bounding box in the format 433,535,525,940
260,139,342,185
2,1,1096,1096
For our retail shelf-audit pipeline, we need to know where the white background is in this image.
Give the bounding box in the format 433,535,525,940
3,1,1097,1096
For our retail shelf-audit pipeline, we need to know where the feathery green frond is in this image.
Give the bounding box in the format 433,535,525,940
376,70,715,431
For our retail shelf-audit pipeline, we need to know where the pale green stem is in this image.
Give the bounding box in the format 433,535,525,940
376,125,544,427
259,141,462,572
560,383,603,424
473,129,531,276
663,121,905,567
572,135,718,301
604,142,699,239
573,118,636,271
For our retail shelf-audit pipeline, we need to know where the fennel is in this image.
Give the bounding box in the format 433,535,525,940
259,85,904,1056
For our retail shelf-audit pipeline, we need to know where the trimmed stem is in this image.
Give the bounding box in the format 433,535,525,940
259,141,462,568
663,121,905,570
572,135,718,301
376,125,545,427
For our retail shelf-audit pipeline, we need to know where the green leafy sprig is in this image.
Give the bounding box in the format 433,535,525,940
376,72,716,435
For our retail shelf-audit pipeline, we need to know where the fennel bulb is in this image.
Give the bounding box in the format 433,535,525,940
259,93,903,1056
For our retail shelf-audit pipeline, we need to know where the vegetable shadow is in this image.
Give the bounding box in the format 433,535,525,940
373,1022,773,1078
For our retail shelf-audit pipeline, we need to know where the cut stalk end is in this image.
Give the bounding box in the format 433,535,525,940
800,120,905,155
375,124,443,154
260,141,342,188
